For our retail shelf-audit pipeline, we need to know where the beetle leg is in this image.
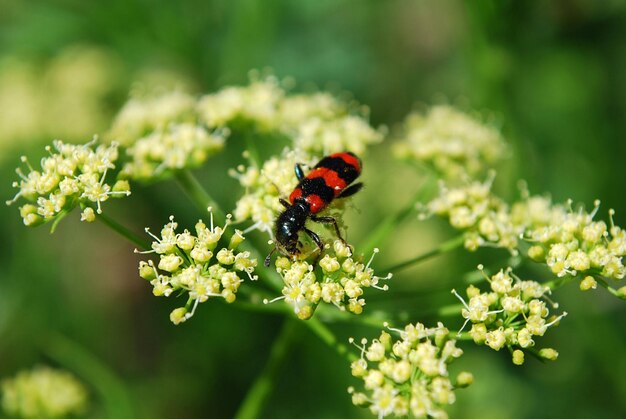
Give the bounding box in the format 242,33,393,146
310,215,344,241
295,163,306,181
304,227,325,265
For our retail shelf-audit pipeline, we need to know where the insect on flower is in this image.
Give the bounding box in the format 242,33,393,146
265,152,363,266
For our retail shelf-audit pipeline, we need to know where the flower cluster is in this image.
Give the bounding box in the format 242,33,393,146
394,105,507,180
265,241,391,319
1,366,88,418
452,266,566,364
107,90,227,181
291,114,384,156
138,211,258,324
6,139,130,226
120,123,225,181
197,75,285,130
107,75,382,182
197,74,384,154
424,175,520,252
348,322,471,418
514,198,626,281
108,90,197,146
426,174,626,293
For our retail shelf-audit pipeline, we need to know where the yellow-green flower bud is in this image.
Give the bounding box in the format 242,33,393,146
296,305,314,320
580,276,597,291
275,256,291,270
229,229,245,249
469,323,487,344
222,289,236,303
176,231,195,250
80,207,96,222
138,261,156,280
455,371,474,388
351,391,368,406
512,349,525,365
158,254,183,272
485,328,506,351
112,180,131,195
190,247,212,263
466,284,481,298
216,248,236,265
616,286,626,299
538,348,559,361
319,254,341,273
334,240,352,258
170,307,188,325
527,245,545,261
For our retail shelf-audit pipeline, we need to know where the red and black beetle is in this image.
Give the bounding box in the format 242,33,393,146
265,152,363,266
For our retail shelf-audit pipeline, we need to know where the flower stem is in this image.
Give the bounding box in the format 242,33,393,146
314,305,389,328
234,319,297,419
42,333,134,419
594,276,622,298
544,276,576,291
303,317,357,362
174,169,226,222
382,234,465,273
437,303,463,317
360,177,437,255
97,212,150,250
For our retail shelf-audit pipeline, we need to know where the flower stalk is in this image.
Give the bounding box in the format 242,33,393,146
382,234,465,273
234,319,298,419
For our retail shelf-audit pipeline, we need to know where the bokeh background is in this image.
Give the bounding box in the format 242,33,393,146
1,0,626,418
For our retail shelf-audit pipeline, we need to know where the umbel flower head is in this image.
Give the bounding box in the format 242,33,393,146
137,209,258,324
1,366,88,418
424,174,520,253
119,122,226,181
6,138,130,226
197,73,285,131
108,90,197,147
514,197,626,282
348,322,470,418
452,266,566,364
264,241,391,320
106,89,227,182
290,113,385,156
426,175,626,293
197,73,384,154
394,105,507,180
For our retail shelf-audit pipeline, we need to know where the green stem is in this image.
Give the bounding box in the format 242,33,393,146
314,305,389,328
303,317,357,362
382,234,465,273
234,319,297,419
50,209,70,234
42,334,134,419
360,177,436,255
438,303,463,317
595,276,622,298
97,212,149,250
174,170,225,222
544,276,576,291
450,332,473,341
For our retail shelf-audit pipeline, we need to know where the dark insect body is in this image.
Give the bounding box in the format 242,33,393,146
264,152,363,267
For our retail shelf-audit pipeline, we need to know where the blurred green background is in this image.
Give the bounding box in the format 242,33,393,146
1,0,626,418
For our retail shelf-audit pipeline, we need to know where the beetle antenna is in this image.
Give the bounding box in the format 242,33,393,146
264,246,278,267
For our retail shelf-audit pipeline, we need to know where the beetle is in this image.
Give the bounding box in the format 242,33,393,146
264,152,363,267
